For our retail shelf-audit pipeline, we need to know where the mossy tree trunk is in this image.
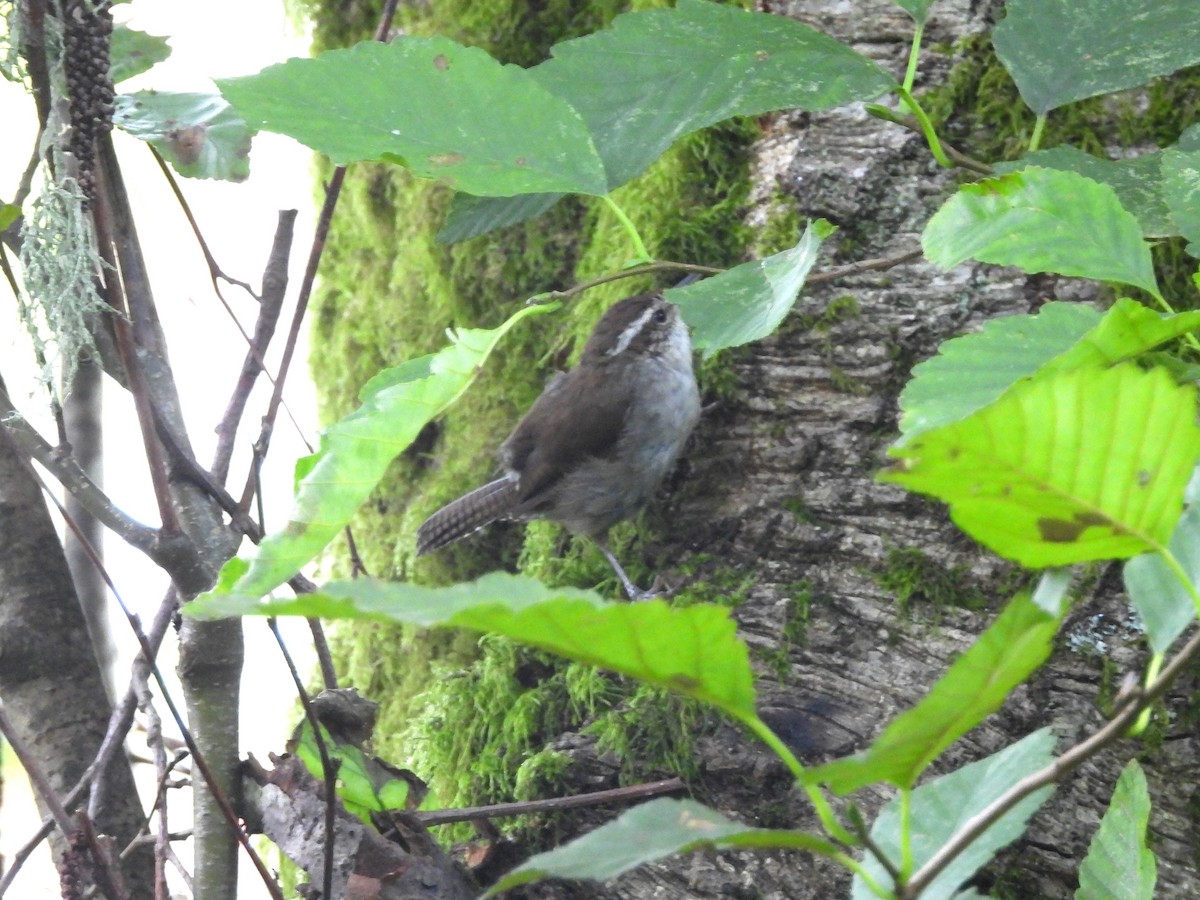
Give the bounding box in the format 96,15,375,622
308,1,1200,897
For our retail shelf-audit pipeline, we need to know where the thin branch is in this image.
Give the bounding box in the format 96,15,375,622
0,706,77,837
149,145,257,297
415,777,686,827
902,626,1200,897
540,260,724,303
806,248,925,285
212,209,299,484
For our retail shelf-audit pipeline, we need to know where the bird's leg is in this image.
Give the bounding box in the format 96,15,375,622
593,534,654,601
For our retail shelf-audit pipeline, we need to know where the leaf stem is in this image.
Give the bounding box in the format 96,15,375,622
897,88,951,168
899,787,914,879
1160,546,1200,617
1028,114,1046,153
743,715,857,846
902,21,924,94
601,194,652,264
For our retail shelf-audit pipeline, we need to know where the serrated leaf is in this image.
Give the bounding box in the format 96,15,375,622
448,0,895,240
1123,466,1200,654
110,25,170,83
1162,143,1200,259
999,147,1173,238
899,299,1200,442
884,366,1200,567
113,91,253,181
486,798,838,895
923,168,1160,297
899,302,1099,441
853,729,1057,900
668,219,833,357
1075,761,1156,900
198,304,556,603
188,572,757,722
809,591,1062,795
217,38,605,197
992,0,1200,115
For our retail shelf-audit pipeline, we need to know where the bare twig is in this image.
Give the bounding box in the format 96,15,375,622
540,260,725,303
415,777,686,827
806,248,925,285
212,209,299,484
902,626,1200,897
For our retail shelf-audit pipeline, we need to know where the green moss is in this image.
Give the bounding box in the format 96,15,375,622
876,547,988,615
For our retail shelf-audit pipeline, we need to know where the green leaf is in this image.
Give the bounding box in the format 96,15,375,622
1162,141,1200,259
853,729,1057,900
809,591,1062,795
109,25,170,84
293,722,419,821
113,91,254,181
899,302,1098,441
437,192,562,244
999,147,1174,238
922,168,1160,297
669,219,833,357
992,0,1200,115
486,798,838,896
0,203,19,232
532,0,895,191
899,299,1200,442
1123,467,1200,654
1075,761,1156,900
198,304,556,603
188,572,758,722
884,365,1200,568
447,0,895,241
217,38,605,197
890,0,940,24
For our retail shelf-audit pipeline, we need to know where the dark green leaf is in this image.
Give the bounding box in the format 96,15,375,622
852,729,1057,900
487,798,838,895
669,219,833,357
1123,467,1200,654
110,25,170,84
885,366,1200,567
999,147,1173,237
992,0,1200,115
188,573,758,722
1075,761,1156,900
218,38,605,197
196,305,555,603
113,90,253,181
456,0,896,239
1161,142,1200,259
809,592,1062,794
437,192,562,244
922,168,1160,297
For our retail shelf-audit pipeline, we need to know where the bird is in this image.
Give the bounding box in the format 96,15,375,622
416,291,700,599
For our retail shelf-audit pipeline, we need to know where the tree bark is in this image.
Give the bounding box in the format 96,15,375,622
0,383,154,899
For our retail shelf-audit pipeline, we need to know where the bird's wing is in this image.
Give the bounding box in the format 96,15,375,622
501,363,634,508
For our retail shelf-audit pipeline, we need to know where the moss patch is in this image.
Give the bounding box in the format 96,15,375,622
876,547,989,616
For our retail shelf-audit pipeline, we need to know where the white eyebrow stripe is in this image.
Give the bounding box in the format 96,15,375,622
606,305,657,356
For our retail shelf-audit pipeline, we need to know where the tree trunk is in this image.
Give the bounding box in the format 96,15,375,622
0,382,154,899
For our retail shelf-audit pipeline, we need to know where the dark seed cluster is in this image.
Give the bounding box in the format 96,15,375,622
61,0,114,202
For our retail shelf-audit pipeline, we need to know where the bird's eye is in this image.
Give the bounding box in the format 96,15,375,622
652,308,668,323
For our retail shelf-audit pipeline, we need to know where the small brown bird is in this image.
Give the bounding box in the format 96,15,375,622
416,292,700,599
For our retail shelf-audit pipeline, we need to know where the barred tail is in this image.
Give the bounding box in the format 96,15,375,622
416,477,519,555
